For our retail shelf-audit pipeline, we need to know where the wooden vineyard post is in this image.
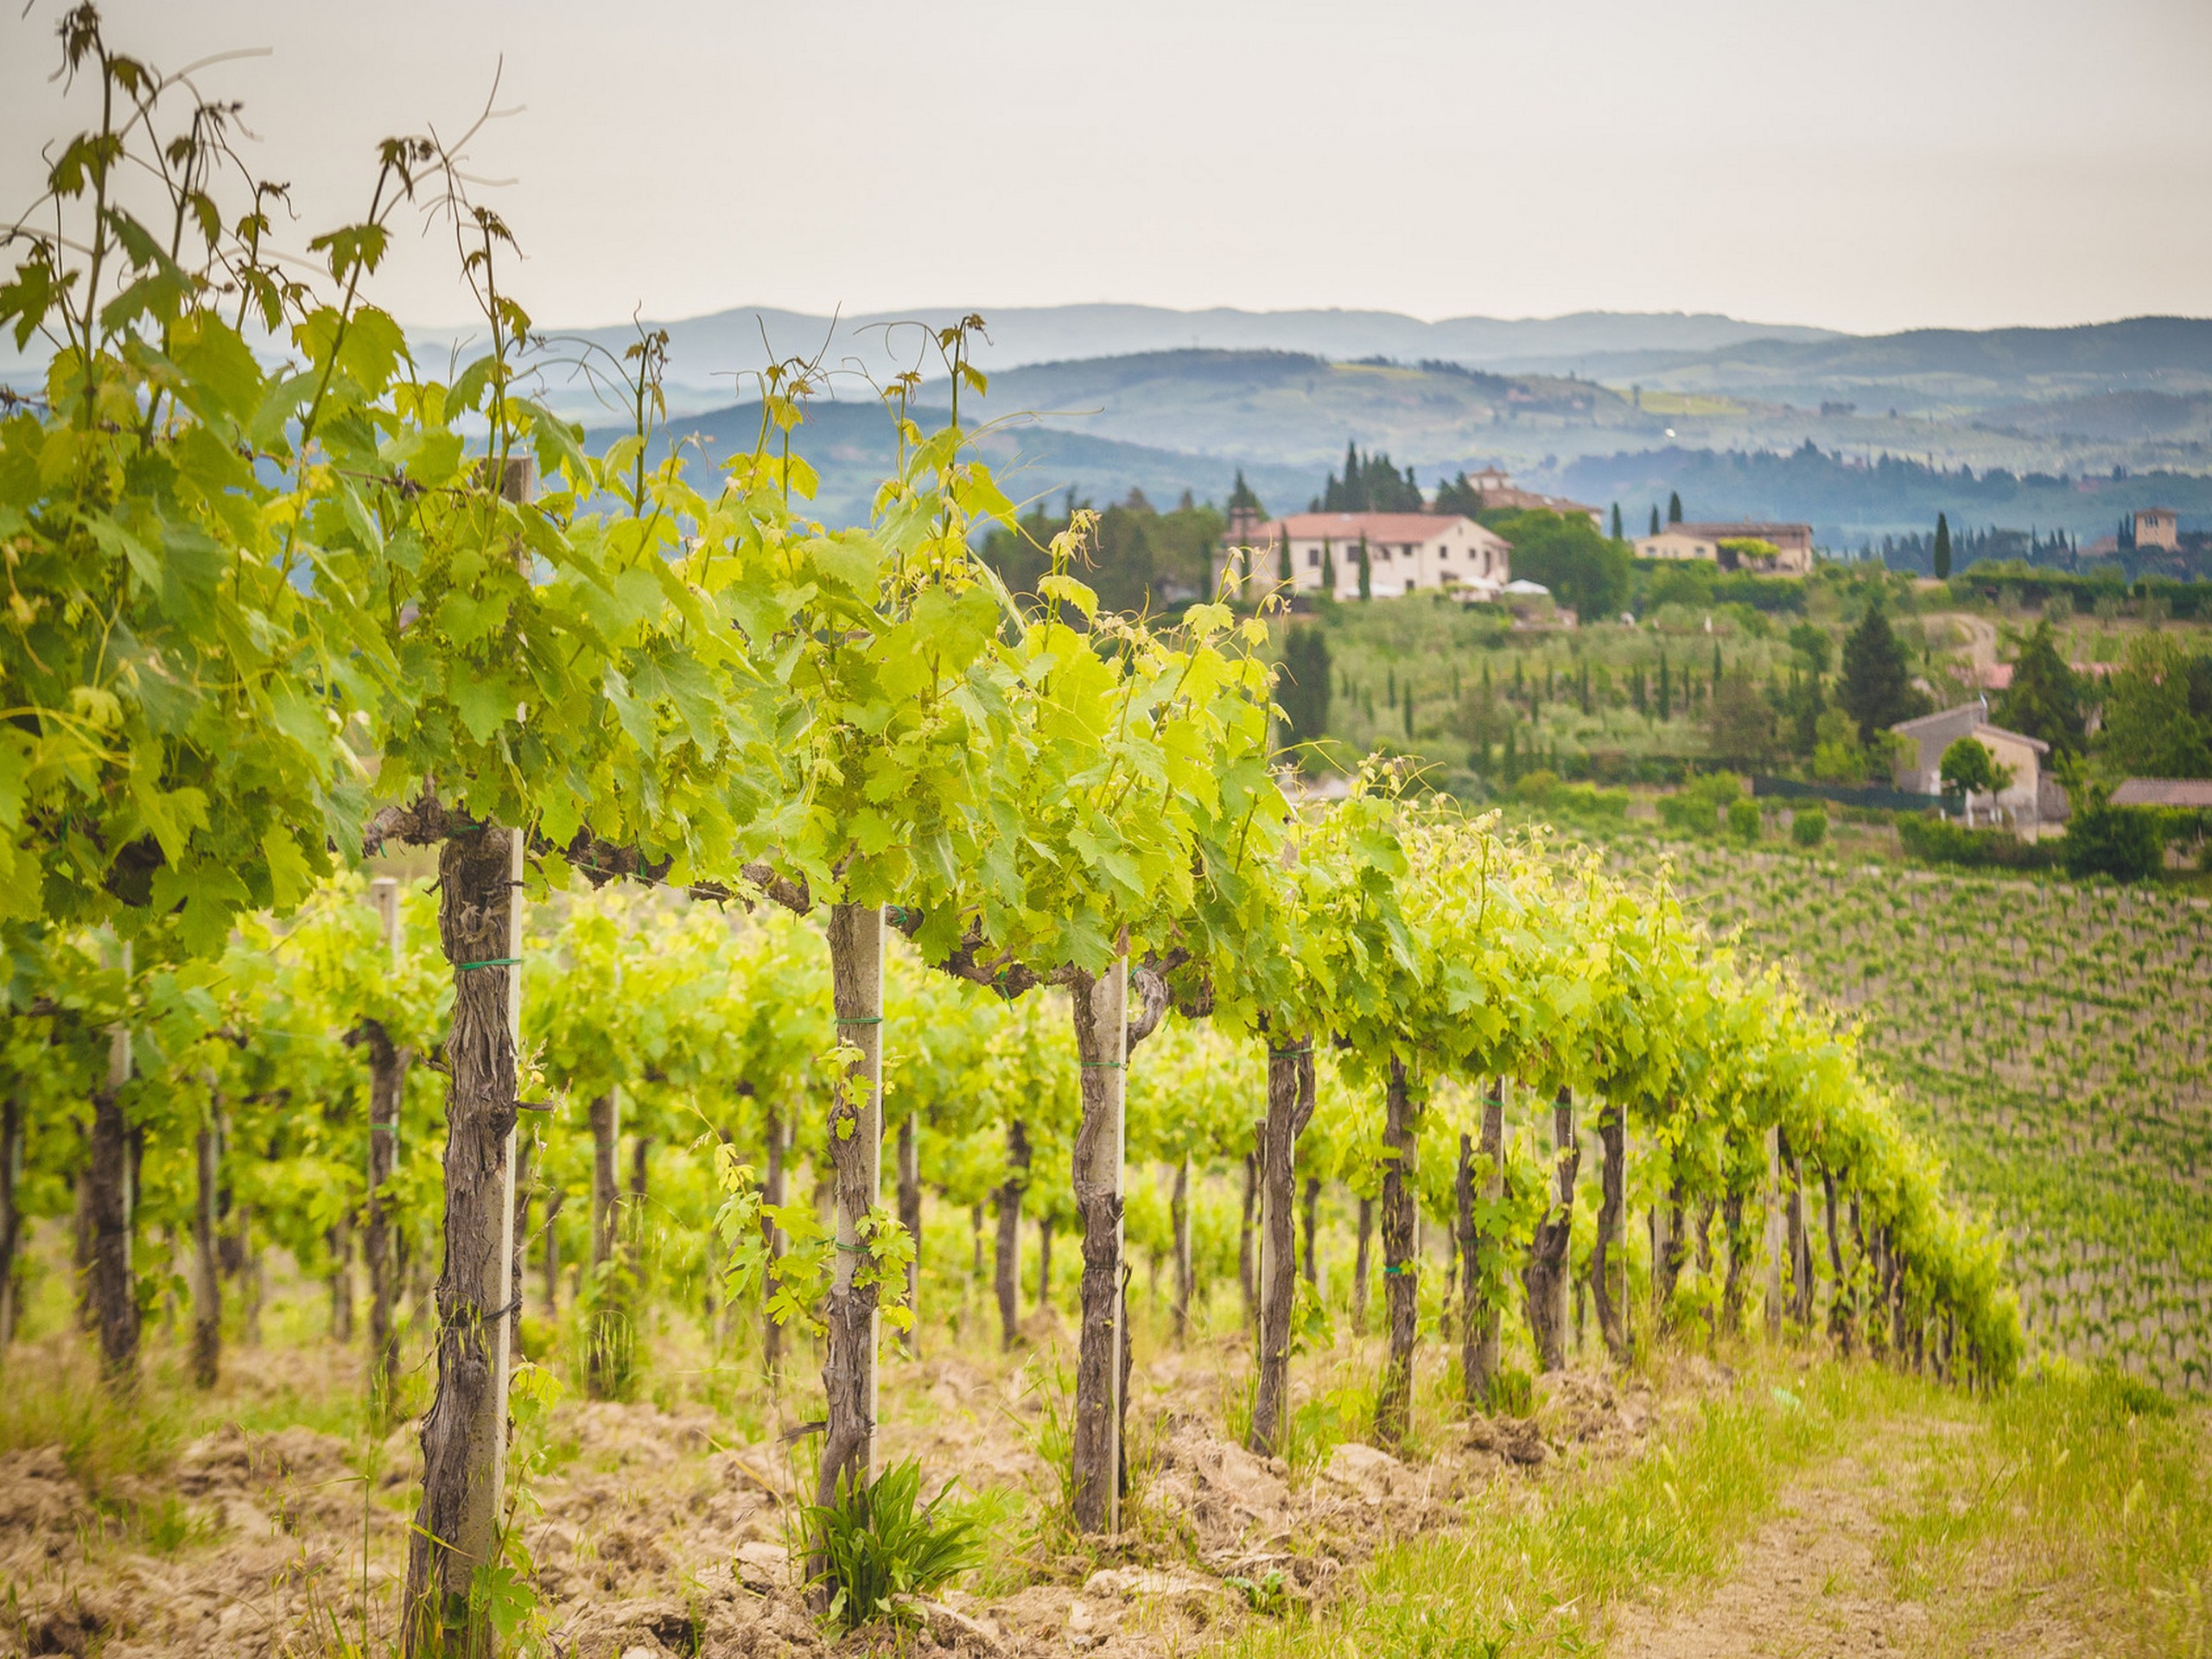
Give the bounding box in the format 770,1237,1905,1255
1523,1086,1580,1372
404,451,538,1655
1375,1058,1420,1446
404,823,526,1655
1592,1098,1630,1364
1250,1036,1313,1458
817,901,887,1514
89,937,137,1393
0,1088,22,1354
1465,1078,1505,1403
365,876,407,1421
1068,944,1129,1533
1760,1123,1778,1344
191,1087,221,1388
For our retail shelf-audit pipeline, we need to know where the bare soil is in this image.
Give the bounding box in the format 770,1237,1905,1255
0,1328,1720,1659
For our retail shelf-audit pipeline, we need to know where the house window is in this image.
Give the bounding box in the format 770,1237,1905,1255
1376,545,1391,561
1307,548,1319,568
1439,545,1451,560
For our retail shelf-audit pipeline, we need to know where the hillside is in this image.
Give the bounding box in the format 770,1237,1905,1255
594,396,1319,528
441,303,1838,420
1560,442,2212,547
1576,315,2212,410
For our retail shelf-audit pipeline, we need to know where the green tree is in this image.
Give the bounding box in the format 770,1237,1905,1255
1933,512,1953,581
1320,542,1337,597
1610,503,1624,539
1787,622,1833,677
1229,468,1264,515
2063,790,2164,881
1707,669,1780,767
1939,736,2011,824
1667,491,1683,524
2100,633,2212,779
1492,510,1632,620
1992,620,2085,756
1839,601,1925,744
1649,505,1662,535
1357,535,1372,601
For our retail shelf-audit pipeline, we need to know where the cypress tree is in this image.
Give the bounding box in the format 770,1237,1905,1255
1320,541,1336,598
1277,530,1293,585
1667,491,1683,524
1932,512,1952,580
1713,642,1724,684
1387,666,1397,704
1610,503,1624,540
1402,680,1415,738
1357,535,1372,601
1344,441,1363,512
1839,599,1917,743
1580,661,1592,715
1649,505,1662,536
1503,722,1518,783
1993,619,2085,754
1281,625,1333,755
1658,655,1672,721
1633,664,1648,716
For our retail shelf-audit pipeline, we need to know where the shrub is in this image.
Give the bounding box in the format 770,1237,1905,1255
1656,771,1745,836
1512,768,1561,806
1897,813,2058,872
2062,799,2164,884
1726,797,1763,843
804,1457,986,1631
1791,804,1829,847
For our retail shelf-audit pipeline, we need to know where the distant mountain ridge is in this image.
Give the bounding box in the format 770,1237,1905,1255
400,303,1840,421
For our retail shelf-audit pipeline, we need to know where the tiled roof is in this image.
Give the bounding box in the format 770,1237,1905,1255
2111,778,2212,807
1676,521,1813,539
1268,512,1474,543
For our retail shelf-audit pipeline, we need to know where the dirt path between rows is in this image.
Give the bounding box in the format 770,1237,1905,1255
1605,1415,2081,1659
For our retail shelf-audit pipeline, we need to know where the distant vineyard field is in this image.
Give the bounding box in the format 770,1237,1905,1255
1616,845,2212,1393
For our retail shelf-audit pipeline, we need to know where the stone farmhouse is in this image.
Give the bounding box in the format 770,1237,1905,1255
1634,520,1816,575
1891,701,2069,830
1454,467,1605,530
1218,509,1511,601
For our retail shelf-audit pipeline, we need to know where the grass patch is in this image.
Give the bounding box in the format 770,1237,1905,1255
1884,1366,2212,1656
1219,1355,1900,1659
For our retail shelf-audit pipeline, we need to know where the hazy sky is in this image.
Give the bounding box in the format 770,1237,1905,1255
5,0,2209,336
